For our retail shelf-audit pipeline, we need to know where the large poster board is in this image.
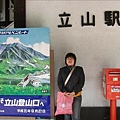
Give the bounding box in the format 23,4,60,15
0,28,50,118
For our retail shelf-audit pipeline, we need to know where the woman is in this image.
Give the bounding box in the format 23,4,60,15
57,52,85,120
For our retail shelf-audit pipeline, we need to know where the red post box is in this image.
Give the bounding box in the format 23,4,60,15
103,68,120,120
103,68,120,100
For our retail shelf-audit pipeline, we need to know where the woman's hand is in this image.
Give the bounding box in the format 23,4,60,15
70,92,75,96
64,92,75,98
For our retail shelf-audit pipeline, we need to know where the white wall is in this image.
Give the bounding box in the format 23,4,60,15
26,0,120,107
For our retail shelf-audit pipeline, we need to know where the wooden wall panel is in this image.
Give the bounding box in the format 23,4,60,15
50,50,55,119
14,0,26,28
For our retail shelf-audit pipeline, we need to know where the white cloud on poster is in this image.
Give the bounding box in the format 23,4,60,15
5,37,23,44
4,37,49,56
28,42,49,56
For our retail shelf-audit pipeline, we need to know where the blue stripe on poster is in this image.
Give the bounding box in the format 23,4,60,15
0,95,50,117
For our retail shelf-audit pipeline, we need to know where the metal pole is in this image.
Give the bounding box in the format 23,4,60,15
110,100,116,120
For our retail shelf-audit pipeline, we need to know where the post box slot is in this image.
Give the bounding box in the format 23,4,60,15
109,72,120,76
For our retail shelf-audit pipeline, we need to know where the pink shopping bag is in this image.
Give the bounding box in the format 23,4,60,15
55,91,73,116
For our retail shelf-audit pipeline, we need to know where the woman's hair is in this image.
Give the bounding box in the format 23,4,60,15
65,52,76,66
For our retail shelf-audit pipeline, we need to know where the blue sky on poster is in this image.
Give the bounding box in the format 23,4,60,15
0,28,50,56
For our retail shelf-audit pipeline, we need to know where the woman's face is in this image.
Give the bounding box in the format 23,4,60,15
66,57,75,66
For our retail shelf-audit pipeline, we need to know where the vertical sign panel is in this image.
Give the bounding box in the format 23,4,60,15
0,28,50,117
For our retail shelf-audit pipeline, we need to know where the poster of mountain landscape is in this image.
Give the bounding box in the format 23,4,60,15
0,28,50,117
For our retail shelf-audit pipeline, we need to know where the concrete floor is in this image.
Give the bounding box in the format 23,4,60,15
0,118,54,120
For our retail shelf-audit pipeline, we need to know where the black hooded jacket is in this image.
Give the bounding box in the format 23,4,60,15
57,66,85,94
